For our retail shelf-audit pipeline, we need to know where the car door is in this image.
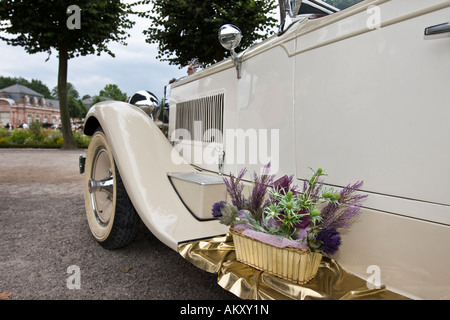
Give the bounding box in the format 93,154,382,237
293,0,450,224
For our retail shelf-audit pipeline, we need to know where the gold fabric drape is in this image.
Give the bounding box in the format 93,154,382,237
178,233,409,300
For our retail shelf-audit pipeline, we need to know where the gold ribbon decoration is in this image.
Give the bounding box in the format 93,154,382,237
178,233,409,300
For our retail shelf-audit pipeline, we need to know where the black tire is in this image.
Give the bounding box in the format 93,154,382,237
84,128,140,249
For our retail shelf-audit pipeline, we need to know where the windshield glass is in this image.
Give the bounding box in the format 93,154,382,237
321,0,365,10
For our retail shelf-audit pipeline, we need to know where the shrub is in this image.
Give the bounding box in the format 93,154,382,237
8,129,30,145
0,127,90,148
28,121,43,139
73,131,91,148
0,127,8,138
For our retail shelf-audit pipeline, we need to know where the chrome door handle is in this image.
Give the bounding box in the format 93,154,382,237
425,22,450,35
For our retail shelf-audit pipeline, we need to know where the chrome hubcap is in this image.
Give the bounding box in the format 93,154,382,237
88,174,113,197
89,147,114,227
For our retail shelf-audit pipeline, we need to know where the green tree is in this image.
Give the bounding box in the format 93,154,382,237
139,0,277,67
52,82,79,100
99,84,127,102
52,83,87,119
68,95,88,119
0,1,134,149
90,96,107,107
29,79,53,99
0,76,52,99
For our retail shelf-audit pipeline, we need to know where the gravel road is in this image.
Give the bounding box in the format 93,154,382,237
0,148,238,300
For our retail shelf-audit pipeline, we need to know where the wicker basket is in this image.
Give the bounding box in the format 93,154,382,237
231,228,322,284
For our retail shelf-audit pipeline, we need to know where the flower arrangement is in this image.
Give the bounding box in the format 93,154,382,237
212,163,367,256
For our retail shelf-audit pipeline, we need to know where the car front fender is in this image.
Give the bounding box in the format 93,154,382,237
83,101,228,250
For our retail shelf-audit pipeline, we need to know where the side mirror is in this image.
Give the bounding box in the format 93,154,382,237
218,24,242,51
218,24,243,79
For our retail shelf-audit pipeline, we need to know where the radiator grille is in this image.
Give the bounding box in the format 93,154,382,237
175,93,224,143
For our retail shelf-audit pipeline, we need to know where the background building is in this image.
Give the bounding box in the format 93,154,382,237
0,84,60,128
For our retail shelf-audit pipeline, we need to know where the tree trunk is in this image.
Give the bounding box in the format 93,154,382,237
58,44,77,150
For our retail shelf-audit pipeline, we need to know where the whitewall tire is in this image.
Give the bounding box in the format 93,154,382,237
83,128,140,249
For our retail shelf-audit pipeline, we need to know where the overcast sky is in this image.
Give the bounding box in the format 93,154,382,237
0,4,190,102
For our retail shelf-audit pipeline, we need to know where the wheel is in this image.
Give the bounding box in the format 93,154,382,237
83,128,140,249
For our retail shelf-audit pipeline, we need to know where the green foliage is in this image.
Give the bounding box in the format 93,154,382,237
91,96,107,106
52,83,87,118
73,131,91,148
28,121,43,140
137,0,277,67
0,0,135,58
8,129,29,145
0,127,90,148
99,84,127,102
68,95,88,119
51,83,79,100
0,76,52,99
0,127,8,138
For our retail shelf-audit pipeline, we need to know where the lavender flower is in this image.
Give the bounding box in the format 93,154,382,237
320,181,367,230
247,163,275,221
317,228,342,256
223,167,247,210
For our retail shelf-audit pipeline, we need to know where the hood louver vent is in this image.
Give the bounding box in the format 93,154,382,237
175,93,224,143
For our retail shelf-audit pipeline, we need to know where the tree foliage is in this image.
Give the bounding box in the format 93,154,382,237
67,95,88,119
0,0,134,149
52,83,87,119
0,76,52,99
51,82,79,100
137,0,277,67
0,1,134,58
99,84,127,102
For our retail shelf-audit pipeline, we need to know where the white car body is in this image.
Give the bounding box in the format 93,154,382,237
84,0,450,299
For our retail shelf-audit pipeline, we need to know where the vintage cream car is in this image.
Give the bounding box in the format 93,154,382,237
81,0,450,300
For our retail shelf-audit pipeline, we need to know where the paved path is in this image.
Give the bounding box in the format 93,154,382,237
0,148,237,300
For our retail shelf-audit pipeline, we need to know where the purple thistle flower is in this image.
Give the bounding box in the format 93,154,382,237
273,174,298,194
317,228,342,256
211,201,226,218
291,208,310,229
295,214,311,229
